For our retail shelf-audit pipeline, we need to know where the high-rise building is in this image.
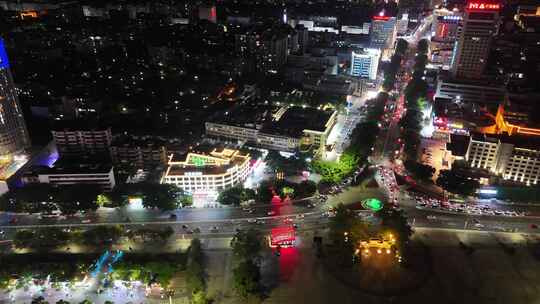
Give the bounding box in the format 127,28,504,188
350,49,381,80
369,13,397,50
0,38,30,156
451,1,501,79
296,24,309,54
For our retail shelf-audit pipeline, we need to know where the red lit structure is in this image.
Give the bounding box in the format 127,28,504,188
373,15,391,21
466,2,501,11
269,227,295,248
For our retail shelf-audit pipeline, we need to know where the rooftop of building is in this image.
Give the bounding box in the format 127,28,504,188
433,101,498,123
446,134,470,157
436,74,505,89
111,134,172,147
51,119,110,132
28,157,113,175
261,106,335,137
470,132,540,151
208,104,277,128
208,103,335,138
165,147,250,176
352,48,381,56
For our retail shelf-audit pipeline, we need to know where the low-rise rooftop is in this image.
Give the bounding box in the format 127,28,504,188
262,106,334,137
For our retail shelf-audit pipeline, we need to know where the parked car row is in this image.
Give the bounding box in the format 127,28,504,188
413,194,526,217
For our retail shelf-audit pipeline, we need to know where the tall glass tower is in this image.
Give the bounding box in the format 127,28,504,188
0,38,30,156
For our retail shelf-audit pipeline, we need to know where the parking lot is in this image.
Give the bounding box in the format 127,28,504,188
419,138,449,179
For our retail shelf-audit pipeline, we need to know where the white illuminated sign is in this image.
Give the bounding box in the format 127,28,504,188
478,189,497,195
442,15,462,21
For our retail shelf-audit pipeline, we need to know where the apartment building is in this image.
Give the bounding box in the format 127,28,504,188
51,122,112,156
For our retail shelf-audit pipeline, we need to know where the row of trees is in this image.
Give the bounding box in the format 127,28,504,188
436,169,480,197
404,159,435,181
108,182,192,210
108,253,186,287
32,297,107,304
382,39,409,92
230,229,264,300
400,39,430,175
13,225,174,250
186,239,208,304
2,251,187,296
0,182,193,214
0,184,101,214
400,39,429,160
265,150,309,176
217,179,317,205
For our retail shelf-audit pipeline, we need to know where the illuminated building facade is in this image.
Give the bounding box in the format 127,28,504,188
451,1,501,79
466,132,540,185
369,14,397,50
161,148,251,192
0,38,30,156
350,49,381,80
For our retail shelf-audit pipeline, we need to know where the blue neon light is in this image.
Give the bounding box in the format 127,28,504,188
0,39,10,69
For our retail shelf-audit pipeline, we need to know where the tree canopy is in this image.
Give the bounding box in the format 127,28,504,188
436,169,480,196
232,260,261,299
217,185,255,205
230,229,262,260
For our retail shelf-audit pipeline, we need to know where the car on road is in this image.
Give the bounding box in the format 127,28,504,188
210,226,219,232
531,224,538,229
247,218,257,223
267,210,276,216
169,213,177,219
81,219,92,224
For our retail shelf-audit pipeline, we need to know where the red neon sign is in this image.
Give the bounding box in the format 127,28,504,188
270,227,295,247
466,2,500,10
373,16,391,21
